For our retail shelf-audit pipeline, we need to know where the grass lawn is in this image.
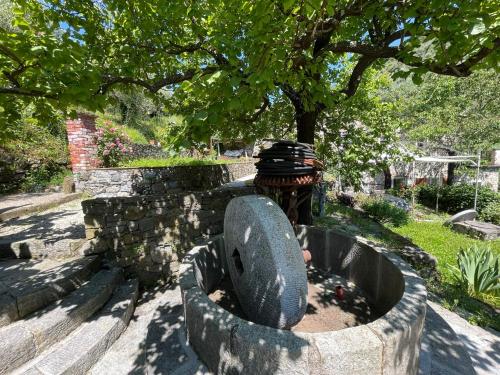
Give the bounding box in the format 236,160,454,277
120,157,245,168
316,202,500,330
388,219,500,283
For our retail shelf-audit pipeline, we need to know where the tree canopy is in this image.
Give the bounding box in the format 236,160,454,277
1,0,499,144
383,69,500,155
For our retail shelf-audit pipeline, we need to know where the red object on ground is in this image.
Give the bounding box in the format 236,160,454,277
302,249,312,263
335,285,345,300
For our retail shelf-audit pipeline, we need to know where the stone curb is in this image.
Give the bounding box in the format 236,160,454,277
0,193,83,222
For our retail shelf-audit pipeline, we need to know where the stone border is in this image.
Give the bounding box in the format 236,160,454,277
180,226,427,375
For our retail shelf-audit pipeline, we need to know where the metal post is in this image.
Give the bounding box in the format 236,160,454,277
411,161,416,208
474,151,481,211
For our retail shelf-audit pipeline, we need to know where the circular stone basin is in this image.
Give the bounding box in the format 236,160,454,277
179,225,427,375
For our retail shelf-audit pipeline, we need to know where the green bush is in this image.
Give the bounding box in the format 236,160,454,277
95,120,132,167
479,201,500,225
450,245,500,298
417,183,499,215
387,186,414,201
361,198,410,227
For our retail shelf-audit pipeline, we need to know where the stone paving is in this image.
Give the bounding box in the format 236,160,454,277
0,199,86,259
421,301,500,375
0,192,82,221
92,285,499,375
90,285,209,375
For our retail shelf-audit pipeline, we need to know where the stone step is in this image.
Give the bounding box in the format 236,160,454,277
0,237,87,260
0,256,101,327
14,279,139,375
0,267,123,374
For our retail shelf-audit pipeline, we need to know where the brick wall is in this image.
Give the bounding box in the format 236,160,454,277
82,185,256,285
66,113,99,172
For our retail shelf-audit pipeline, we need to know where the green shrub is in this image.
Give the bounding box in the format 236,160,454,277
17,166,72,193
361,198,410,227
387,186,414,201
417,183,499,214
479,201,500,225
450,246,500,298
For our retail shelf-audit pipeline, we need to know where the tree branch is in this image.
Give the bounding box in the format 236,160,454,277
99,66,219,94
341,55,377,97
0,87,58,99
250,96,270,121
396,38,500,77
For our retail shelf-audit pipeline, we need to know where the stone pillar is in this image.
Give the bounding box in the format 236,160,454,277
66,113,99,173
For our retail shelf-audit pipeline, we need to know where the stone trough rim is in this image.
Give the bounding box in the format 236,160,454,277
179,226,427,374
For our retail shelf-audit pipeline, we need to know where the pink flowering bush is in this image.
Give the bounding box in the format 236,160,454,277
95,120,132,167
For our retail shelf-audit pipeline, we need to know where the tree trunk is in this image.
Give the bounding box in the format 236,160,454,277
446,150,457,185
296,110,317,225
383,167,392,189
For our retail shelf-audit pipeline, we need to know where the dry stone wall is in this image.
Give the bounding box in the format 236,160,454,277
82,186,256,285
75,161,256,197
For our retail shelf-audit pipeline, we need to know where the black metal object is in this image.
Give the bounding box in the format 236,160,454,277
253,141,323,225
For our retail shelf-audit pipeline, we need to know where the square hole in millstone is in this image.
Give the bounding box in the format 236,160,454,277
232,248,244,275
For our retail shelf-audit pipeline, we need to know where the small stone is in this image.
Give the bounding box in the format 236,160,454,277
62,176,75,194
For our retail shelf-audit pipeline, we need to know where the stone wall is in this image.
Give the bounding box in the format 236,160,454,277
129,143,169,159
75,161,256,197
81,186,255,285
66,113,100,172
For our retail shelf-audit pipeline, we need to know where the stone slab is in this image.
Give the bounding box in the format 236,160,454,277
224,195,307,329
452,220,500,240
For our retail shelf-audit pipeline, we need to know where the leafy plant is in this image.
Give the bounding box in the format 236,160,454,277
417,183,500,215
450,246,500,298
95,120,132,167
479,201,500,225
361,198,409,227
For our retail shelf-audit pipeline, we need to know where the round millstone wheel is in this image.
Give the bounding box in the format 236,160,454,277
224,195,308,329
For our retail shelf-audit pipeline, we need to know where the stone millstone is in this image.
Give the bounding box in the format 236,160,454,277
224,195,307,329
444,209,477,227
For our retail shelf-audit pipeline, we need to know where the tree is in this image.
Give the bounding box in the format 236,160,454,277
382,68,500,183
1,0,498,221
